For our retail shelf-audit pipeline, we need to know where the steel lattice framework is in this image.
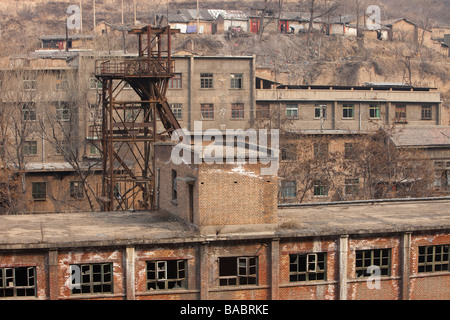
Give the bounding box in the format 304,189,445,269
95,25,182,211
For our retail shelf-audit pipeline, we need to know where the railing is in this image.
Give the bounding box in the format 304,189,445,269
95,57,174,77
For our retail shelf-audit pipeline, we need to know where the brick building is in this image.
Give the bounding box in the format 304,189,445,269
0,141,449,300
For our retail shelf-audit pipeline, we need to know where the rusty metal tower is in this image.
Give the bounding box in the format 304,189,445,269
95,25,182,211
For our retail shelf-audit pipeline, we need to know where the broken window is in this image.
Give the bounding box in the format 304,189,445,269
200,104,214,119
355,249,391,278
342,104,354,119
200,73,213,89
231,103,244,119
219,257,257,286
32,182,46,201
0,267,36,298
230,73,243,89
70,263,113,295
418,245,449,273
289,253,327,282
146,260,187,291
421,105,432,120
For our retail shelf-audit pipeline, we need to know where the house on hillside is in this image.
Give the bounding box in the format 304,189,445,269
39,34,94,51
95,21,132,37
178,8,215,34
208,10,249,34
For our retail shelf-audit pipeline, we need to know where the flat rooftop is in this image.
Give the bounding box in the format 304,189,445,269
0,199,449,250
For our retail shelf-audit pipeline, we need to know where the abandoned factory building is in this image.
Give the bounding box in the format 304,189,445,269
0,141,449,300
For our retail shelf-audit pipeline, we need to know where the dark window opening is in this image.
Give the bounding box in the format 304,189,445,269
219,257,257,286
146,260,187,291
0,267,36,298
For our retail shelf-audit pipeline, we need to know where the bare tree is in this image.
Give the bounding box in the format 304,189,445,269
303,0,342,47
0,68,42,212
38,70,103,212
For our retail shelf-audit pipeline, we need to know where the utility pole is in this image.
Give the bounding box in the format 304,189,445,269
134,0,137,25
93,0,96,30
122,0,124,25
79,0,83,33
197,0,200,34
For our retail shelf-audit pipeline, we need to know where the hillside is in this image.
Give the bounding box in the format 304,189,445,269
170,32,450,124
0,0,449,124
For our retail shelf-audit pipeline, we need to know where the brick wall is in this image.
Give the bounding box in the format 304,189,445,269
0,231,448,300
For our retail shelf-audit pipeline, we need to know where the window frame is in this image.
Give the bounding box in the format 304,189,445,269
369,104,381,119
170,103,183,120
219,256,258,287
342,104,354,119
56,103,70,122
231,103,244,120
355,248,391,278
395,105,407,123
22,103,37,121
286,104,299,119
230,73,243,89
200,103,214,120
314,104,327,119
0,266,37,298
280,180,297,199
70,263,113,295
146,260,187,291
421,105,432,120
200,73,213,89
418,244,449,273
69,181,84,200
313,179,328,197
256,103,270,120
168,73,183,89
289,253,327,282
32,182,46,201
23,141,38,156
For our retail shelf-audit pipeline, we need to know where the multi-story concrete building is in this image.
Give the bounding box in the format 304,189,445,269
0,50,448,212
